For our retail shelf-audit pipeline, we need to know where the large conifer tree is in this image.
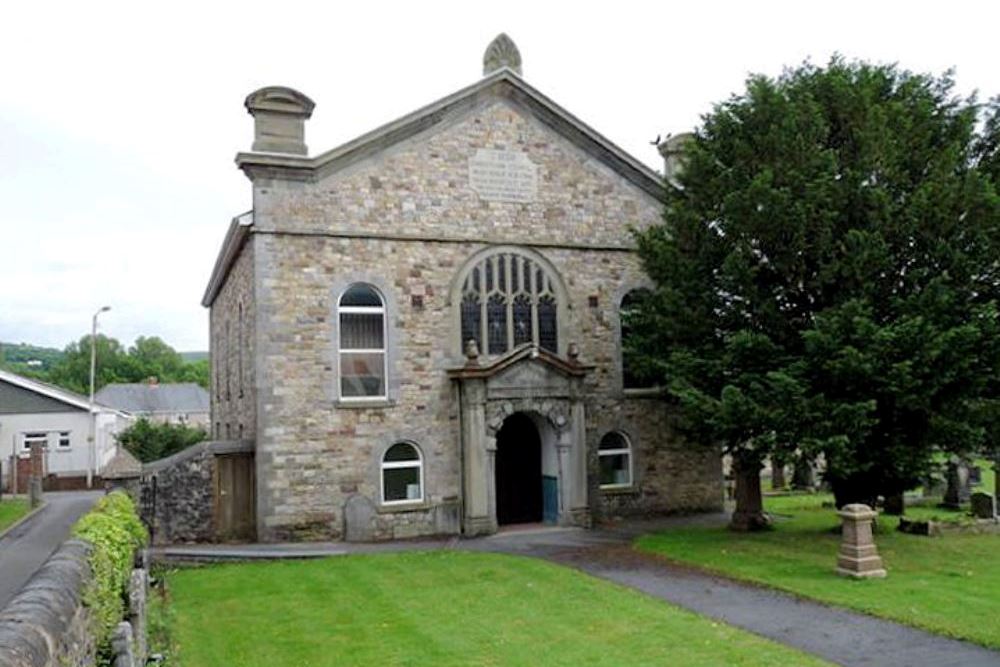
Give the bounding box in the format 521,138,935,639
630,59,1000,525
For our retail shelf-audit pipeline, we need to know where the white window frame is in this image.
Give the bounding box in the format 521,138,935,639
337,283,389,402
599,431,633,490
21,431,49,454
57,431,71,449
380,442,424,506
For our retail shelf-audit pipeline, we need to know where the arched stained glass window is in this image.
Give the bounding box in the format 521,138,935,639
458,251,560,356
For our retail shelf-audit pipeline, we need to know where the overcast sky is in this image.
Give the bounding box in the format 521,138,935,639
2,0,997,352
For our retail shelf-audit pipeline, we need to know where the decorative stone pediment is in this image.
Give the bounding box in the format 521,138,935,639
488,358,571,399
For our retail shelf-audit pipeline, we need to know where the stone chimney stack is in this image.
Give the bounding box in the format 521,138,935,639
657,132,694,189
244,86,316,155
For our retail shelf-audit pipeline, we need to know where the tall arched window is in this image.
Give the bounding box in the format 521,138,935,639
599,431,633,489
338,283,387,400
621,289,655,389
458,251,560,356
382,442,423,504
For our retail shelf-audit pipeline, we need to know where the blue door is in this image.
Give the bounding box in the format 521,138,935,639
542,475,558,524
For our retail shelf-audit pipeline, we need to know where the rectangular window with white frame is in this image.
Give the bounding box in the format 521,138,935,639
58,431,71,448
22,431,49,453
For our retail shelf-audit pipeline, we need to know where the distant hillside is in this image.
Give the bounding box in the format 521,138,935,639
180,351,209,363
0,341,64,371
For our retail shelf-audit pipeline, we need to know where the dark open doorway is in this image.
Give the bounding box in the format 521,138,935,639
495,412,543,525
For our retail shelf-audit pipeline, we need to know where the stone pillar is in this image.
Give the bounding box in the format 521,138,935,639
112,621,136,667
460,379,494,535
836,504,887,579
128,569,148,664
568,398,589,525
28,442,44,508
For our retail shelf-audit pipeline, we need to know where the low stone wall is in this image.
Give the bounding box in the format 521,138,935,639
0,540,151,667
141,439,253,544
0,540,95,667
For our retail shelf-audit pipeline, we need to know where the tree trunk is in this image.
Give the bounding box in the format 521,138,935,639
729,457,772,532
770,456,786,490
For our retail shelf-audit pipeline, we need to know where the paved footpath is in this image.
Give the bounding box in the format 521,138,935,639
0,490,101,609
155,516,1000,667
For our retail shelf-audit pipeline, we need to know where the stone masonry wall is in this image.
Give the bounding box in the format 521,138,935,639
241,94,723,541
141,443,216,545
210,239,256,442
0,540,96,667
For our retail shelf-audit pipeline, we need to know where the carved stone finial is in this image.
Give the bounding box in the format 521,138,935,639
658,132,694,189
483,33,522,76
464,338,480,364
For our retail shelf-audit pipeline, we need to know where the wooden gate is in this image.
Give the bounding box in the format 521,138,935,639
214,452,255,542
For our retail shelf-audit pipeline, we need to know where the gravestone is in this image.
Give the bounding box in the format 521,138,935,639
343,494,377,542
836,504,887,578
943,459,971,509
923,473,946,498
793,459,814,491
883,493,904,516
970,492,998,520
968,465,982,486
770,457,786,490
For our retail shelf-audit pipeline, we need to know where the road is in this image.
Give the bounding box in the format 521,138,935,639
0,490,101,609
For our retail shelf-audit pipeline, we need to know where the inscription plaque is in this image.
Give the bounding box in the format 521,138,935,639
468,148,538,203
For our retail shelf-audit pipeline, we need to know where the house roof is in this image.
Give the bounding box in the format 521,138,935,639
94,382,210,415
0,369,117,414
204,67,665,306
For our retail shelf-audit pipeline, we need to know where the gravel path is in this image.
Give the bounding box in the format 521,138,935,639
0,490,100,609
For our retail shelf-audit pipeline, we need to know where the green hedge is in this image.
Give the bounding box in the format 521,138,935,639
72,491,148,654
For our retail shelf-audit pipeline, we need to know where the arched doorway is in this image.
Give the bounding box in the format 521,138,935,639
495,412,543,525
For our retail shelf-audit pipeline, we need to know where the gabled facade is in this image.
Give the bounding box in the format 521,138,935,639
203,35,722,542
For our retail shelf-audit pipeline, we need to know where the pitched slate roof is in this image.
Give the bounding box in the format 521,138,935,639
0,369,97,414
94,382,209,415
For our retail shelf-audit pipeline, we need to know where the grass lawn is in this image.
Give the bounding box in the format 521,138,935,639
0,498,30,533
165,551,832,667
637,493,1000,648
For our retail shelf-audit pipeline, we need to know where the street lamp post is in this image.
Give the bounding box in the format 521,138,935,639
87,306,111,488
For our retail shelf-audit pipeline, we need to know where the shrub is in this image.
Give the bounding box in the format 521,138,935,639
117,417,208,462
72,491,148,657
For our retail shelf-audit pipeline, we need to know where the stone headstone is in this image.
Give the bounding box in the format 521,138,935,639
943,459,971,509
343,494,376,542
970,492,998,520
793,459,814,491
968,465,982,486
883,493,904,516
770,458,786,490
112,621,136,667
836,504,887,578
923,473,946,498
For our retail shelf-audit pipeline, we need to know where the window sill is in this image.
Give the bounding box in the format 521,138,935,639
600,485,640,496
377,501,431,514
336,398,396,409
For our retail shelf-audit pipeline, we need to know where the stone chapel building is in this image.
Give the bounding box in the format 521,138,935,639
202,35,723,542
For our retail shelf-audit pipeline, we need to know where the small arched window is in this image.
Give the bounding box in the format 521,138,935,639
459,251,560,356
338,283,387,400
382,442,423,504
621,289,655,389
599,431,633,489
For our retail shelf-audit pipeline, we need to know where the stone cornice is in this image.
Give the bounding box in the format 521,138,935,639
234,69,665,201
447,344,593,380
201,211,253,307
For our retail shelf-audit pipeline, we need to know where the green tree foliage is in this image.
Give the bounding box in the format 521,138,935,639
116,417,208,463
631,58,1000,521
41,334,209,394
